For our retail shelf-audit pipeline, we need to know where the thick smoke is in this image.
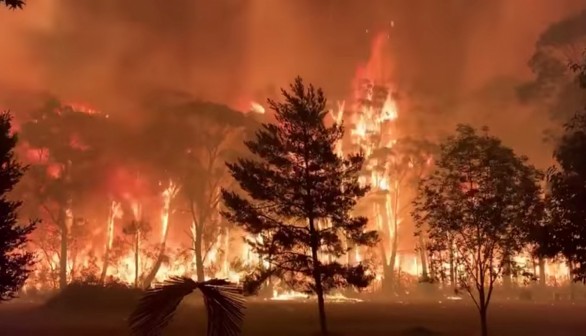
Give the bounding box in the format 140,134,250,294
0,0,585,162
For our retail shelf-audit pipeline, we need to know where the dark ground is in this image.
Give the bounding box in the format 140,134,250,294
0,300,584,336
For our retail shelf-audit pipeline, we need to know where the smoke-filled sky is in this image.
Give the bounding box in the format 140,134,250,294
1,0,585,165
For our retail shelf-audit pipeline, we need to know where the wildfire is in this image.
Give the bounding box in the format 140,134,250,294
20,29,576,295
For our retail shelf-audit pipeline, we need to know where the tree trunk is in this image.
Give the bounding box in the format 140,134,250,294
134,233,140,288
58,207,68,290
538,257,546,287
309,217,328,335
418,235,429,280
194,228,205,282
449,246,456,290
142,244,165,288
387,225,399,290
100,249,110,284
480,306,489,336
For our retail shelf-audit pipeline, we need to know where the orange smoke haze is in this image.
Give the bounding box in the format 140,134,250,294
0,0,585,164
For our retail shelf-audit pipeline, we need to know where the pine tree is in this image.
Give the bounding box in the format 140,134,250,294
0,111,36,301
222,77,378,335
0,0,25,9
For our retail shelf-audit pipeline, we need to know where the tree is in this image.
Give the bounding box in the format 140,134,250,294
129,277,244,336
20,99,112,290
412,125,542,336
173,102,251,282
122,219,151,288
0,0,24,9
137,99,252,286
222,77,378,335
362,137,436,291
539,63,586,281
0,111,36,301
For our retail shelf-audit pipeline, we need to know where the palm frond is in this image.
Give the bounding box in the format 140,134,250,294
128,277,245,336
199,279,246,336
129,276,198,336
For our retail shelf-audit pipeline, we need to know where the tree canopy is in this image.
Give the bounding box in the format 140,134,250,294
413,124,543,336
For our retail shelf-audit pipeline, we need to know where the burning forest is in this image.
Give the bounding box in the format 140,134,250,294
10,28,578,300
2,2,586,336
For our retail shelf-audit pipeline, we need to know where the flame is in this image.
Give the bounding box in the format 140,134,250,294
131,200,142,221
106,201,122,249
250,101,265,114
160,180,179,244
20,30,576,294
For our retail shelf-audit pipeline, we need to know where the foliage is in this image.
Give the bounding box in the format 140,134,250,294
0,0,24,9
412,125,543,336
222,77,378,334
536,59,586,282
0,111,37,301
129,277,244,336
541,110,586,282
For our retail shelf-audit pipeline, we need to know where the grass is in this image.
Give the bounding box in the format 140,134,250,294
1,299,585,335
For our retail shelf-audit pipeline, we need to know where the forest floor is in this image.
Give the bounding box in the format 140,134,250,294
0,299,585,336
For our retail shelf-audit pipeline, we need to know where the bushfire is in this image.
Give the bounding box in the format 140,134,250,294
19,30,573,299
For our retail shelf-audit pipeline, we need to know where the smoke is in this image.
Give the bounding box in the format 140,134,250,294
0,0,585,160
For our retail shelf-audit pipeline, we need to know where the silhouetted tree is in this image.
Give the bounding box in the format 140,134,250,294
413,125,542,336
222,77,378,335
0,111,36,301
0,0,24,9
129,277,244,336
540,63,586,281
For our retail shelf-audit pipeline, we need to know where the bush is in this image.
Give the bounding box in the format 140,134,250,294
44,280,144,312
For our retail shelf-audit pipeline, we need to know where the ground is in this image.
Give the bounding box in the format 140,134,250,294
1,300,585,336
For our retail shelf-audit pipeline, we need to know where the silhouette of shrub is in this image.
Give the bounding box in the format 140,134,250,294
44,280,143,312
